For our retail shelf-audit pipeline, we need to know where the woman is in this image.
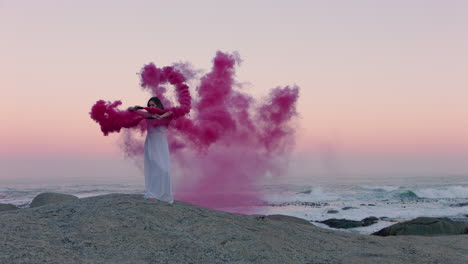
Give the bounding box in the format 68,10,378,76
128,97,173,203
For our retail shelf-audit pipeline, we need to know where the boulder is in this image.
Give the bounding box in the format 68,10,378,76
30,192,78,208
372,217,468,236
327,210,339,214
321,218,362,228
0,203,19,212
320,217,378,229
362,217,379,226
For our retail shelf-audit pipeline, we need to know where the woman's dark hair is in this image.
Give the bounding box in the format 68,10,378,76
147,97,164,109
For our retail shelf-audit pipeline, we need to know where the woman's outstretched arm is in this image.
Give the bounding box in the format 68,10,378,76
142,107,166,115
157,111,173,119
128,106,153,118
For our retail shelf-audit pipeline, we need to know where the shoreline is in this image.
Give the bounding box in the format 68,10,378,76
2,192,468,236
1,193,467,264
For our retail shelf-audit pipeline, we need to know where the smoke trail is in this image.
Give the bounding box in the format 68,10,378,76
90,51,300,213
90,64,191,136
90,100,145,136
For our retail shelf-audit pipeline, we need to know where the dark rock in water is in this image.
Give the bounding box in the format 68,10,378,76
265,214,313,226
0,203,19,212
450,202,468,207
362,217,379,226
30,192,79,208
327,210,339,214
321,219,362,228
342,206,357,210
367,204,376,206
297,189,312,194
1,194,468,264
372,217,468,236
320,217,378,229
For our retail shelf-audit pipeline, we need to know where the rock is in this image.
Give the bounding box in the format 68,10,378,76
297,189,312,194
372,217,468,236
342,206,357,210
265,214,313,226
362,217,379,226
327,210,339,214
30,192,78,208
321,218,363,228
450,202,468,207
1,193,468,264
321,217,379,229
0,203,19,212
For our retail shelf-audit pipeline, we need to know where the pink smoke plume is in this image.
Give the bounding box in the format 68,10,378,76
90,100,145,136
90,65,191,135
90,51,300,213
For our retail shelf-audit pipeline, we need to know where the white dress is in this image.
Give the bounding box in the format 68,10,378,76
144,124,173,203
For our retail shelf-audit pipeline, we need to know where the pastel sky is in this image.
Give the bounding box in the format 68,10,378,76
1,0,467,183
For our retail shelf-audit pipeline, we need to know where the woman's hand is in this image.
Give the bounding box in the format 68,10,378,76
128,105,144,112
151,114,163,120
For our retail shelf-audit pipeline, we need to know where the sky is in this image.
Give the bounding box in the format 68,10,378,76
1,0,467,183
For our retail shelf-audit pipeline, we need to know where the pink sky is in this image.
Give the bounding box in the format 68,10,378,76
1,0,467,182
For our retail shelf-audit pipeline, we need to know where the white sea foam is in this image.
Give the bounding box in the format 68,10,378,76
413,186,468,199
262,186,341,204
255,182,468,234
359,185,400,192
3,177,468,234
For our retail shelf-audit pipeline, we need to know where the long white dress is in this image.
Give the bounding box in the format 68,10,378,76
144,124,173,203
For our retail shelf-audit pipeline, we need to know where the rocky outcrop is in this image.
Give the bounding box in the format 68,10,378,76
373,217,468,236
0,203,18,212
1,194,468,264
320,217,379,229
29,192,78,208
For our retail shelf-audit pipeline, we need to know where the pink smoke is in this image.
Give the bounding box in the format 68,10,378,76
90,65,192,136
139,63,192,118
90,100,145,136
90,51,300,213
168,52,299,212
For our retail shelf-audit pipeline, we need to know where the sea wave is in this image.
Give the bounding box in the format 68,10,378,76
397,190,419,199
262,187,341,204
359,185,400,192
413,186,468,199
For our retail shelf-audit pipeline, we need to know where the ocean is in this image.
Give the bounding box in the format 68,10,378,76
2,174,467,235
